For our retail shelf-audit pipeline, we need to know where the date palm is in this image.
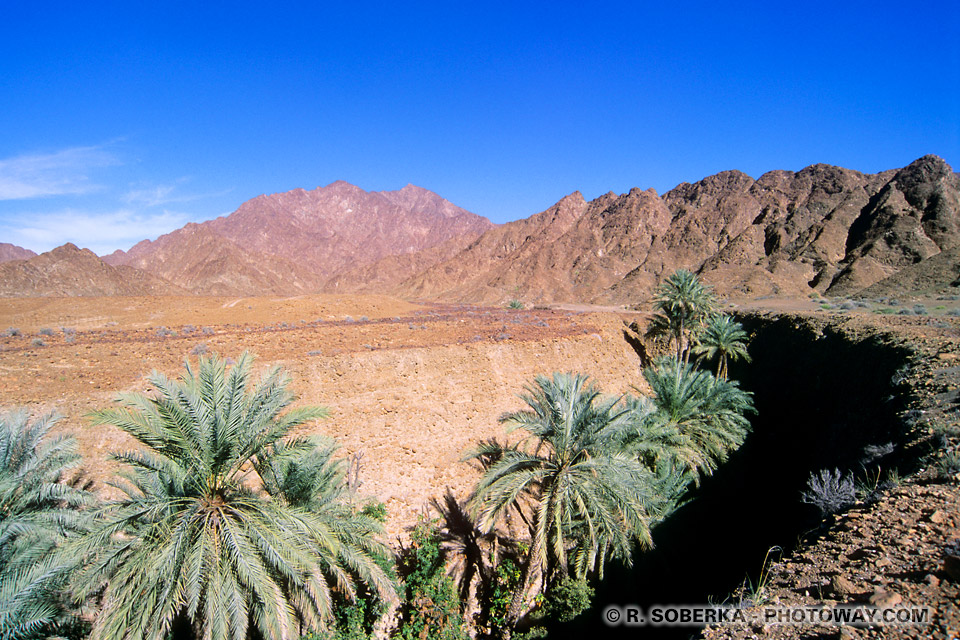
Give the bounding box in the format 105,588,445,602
647,269,717,363
635,357,754,483
693,314,752,379
465,373,656,625
73,353,394,640
0,411,93,640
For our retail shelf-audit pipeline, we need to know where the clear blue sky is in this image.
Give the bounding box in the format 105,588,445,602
1,1,958,255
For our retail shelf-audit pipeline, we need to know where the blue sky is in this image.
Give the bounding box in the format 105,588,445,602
1,1,957,256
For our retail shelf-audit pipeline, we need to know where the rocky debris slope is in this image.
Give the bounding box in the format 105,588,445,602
0,243,187,297
701,314,960,640
104,182,494,295
384,156,959,305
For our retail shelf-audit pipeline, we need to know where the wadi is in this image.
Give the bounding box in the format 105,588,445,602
2,156,958,640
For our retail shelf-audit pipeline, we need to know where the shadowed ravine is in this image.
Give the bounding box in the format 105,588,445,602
546,315,917,639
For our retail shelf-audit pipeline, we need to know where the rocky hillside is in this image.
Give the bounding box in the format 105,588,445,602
104,182,494,295
0,244,187,297
380,155,959,304
0,243,36,263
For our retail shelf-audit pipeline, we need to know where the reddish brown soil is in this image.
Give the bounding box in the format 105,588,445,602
0,294,646,537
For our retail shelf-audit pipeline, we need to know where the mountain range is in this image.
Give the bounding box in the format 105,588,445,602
1,155,957,301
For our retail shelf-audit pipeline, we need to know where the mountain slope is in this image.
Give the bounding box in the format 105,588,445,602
105,182,494,295
0,244,187,297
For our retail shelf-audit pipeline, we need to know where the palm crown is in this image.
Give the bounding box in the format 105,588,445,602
73,353,395,640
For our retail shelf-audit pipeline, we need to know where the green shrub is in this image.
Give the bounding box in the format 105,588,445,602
395,519,467,640
507,299,525,310
542,575,594,623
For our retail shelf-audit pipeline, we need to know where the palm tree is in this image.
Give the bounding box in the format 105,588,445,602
693,314,752,379
465,373,657,625
647,269,717,363
73,353,395,640
0,411,93,640
633,357,754,483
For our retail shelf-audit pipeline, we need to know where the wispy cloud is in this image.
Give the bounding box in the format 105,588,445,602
0,208,191,256
122,178,232,207
0,146,120,200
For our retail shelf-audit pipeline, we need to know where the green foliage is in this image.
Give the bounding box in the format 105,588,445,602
396,518,467,640
647,269,717,361
485,558,522,636
541,574,594,623
692,314,752,379
507,299,525,310
0,410,94,640
73,353,396,640
466,373,659,624
361,500,388,523
629,357,754,484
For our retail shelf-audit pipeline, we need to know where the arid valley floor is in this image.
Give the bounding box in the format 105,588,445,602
2,293,959,638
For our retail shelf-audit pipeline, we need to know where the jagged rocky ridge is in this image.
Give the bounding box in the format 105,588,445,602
371,155,959,303
2,156,956,301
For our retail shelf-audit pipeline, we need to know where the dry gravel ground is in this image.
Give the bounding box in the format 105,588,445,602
0,294,647,538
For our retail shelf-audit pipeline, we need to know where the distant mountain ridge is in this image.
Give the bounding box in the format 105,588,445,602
3,158,956,301
0,243,36,263
0,244,187,297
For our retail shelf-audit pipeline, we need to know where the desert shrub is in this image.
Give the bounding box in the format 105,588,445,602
948,309,960,316
31,338,45,347
344,316,355,323
182,325,197,334
307,350,323,356
859,442,895,466
359,316,369,322
913,304,928,316
839,301,855,310
360,500,388,523
934,447,960,482
507,299,524,310
3,327,21,337
190,343,208,355
155,326,175,337
801,468,856,517
898,308,914,315
61,327,76,336
38,327,54,336
201,326,215,335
